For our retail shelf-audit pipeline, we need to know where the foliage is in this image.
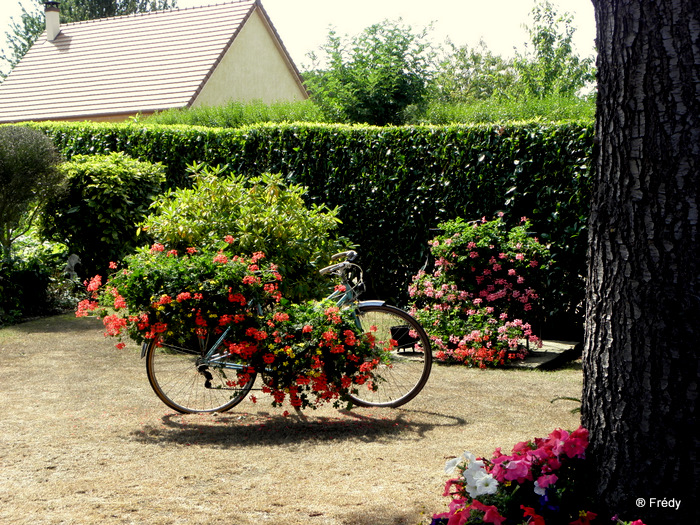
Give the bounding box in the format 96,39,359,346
30,120,594,338
252,298,388,410
430,40,520,103
78,242,388,410
303,19,436,125
77,242,282,346
0,2,44,79
513,0,595,99
1,0,177,78
0,125,64,256
144,99,325,127
409,216,549,367
140,166,351,303
426,0,595,105
129,97,594,128
432,426,647,525
420,96,595,125
0,231,77,326
57,0,177,20
40,152,165,278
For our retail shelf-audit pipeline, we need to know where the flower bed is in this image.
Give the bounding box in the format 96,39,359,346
77,240,389,410
432,426,646,525
409,216,550,368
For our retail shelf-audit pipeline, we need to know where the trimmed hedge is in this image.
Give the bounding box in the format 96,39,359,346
29,121,593,338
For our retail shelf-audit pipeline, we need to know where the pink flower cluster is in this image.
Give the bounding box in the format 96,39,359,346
489,426,589,486
433,425,649,525
435,427,591,524
409,217,548,368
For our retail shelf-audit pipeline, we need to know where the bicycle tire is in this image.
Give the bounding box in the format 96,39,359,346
145,333,256,414
348,303,432,408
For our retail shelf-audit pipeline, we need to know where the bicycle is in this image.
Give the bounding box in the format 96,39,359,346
142,250,432,413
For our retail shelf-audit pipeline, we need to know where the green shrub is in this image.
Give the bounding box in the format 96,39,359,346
0,233,77,326
140,165,352,303
144,99,325,127
40,152,166,277
420,96,596,124
0,125,64,256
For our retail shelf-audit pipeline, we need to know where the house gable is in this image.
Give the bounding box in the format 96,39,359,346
192,6,307,106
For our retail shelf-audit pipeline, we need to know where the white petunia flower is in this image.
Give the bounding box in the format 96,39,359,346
444,456,462,474
473,470,499,496
444,451,478,474
464,457,485,475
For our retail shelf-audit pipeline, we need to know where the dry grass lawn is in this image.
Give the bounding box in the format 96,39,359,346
0,314,582,525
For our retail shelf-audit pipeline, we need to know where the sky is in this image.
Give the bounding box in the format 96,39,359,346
0,0,596,73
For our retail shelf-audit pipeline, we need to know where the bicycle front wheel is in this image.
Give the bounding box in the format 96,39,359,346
145,333,256,414
348,304,432,408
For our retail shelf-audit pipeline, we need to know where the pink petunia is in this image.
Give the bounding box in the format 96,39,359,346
503,457,532,483
536,473,558,490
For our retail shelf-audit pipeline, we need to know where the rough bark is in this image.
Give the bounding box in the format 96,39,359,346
583,1,700,522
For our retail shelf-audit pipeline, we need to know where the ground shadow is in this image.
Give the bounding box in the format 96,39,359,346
129,407,466,448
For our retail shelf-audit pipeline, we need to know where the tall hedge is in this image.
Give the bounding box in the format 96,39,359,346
29,121,593,338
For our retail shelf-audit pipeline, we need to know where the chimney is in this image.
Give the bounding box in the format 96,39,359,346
44,1,60,42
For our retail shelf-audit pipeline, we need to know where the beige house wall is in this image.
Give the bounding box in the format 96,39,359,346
192,8,307,107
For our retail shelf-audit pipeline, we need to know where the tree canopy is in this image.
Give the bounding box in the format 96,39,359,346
303,19,436,126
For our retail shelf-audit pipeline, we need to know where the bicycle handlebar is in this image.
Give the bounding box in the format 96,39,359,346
320,251,358,275
319,261,350,275
330,250,357,262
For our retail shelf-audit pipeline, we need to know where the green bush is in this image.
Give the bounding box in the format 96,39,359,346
144,99,325,127
140,166,352,303
0,125,64,256
40,152,166,277
0,233,77,326
420,96,595,125
303,21,435,125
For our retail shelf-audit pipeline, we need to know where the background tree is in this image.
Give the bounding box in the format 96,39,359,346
303,19,436,125
0,126,63,257
428,0,594,106
582,0,699,522
1,0,177,79
514,0,595,98
0,2,44,79
430,39,519,103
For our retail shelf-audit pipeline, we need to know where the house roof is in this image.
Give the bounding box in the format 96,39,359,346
0,0,305,123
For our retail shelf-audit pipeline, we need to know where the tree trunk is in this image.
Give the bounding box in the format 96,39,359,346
583,1,700,522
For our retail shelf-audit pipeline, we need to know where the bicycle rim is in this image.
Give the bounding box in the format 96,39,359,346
348,304,432,408
145,334,256,414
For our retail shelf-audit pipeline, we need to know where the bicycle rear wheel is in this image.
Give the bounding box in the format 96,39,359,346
348,304,432,408
145,333,256,414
